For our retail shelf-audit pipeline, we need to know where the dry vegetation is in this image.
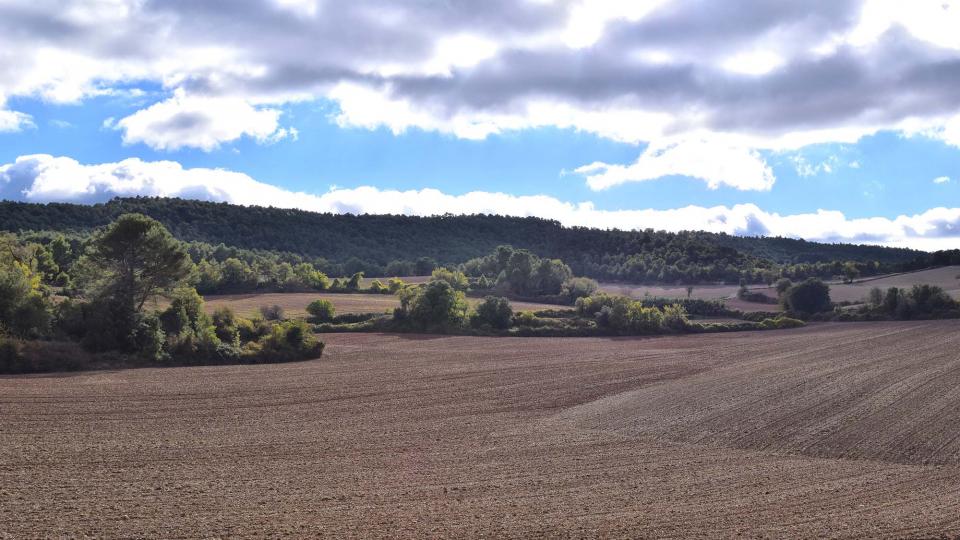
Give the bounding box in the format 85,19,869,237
199,292,561,318
3,321,960,537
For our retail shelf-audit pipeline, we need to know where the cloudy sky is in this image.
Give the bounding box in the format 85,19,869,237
1,0,959,250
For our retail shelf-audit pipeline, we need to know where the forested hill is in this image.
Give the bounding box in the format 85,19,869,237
0,197,928,283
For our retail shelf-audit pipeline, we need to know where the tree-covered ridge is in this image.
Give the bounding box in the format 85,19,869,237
0,197,941,285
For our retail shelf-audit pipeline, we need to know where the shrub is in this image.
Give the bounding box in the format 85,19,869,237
471,296,513,329
430,267,469,291
368,279,388,294
561,277,599,302
306,299,336,322
211,307,241,347
395,281,468,330
782,278,832,316
259,304,285,321
387,277,405,293
252,320,324,362
775,278,793,296
661,303,688,330
346,272,364,290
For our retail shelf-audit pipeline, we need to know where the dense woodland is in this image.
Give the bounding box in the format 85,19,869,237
2,197,952,285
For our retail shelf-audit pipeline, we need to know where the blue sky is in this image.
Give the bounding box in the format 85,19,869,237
1,1,960,249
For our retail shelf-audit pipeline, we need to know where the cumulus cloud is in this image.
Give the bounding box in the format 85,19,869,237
0,109,34,132
2,154,959,250
116,91,292,151
1,0,960,171
933,176,951,184
575,136,775,191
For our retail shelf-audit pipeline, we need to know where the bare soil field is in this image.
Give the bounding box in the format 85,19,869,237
200,292,561,318
3,321,960,537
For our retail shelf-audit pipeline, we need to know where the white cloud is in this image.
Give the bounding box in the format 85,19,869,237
0,109,35,132
933,176,951,184
115,91,291,151
2,154,959,250
575,136,775,191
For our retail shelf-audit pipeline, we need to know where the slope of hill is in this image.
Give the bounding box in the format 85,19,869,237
0,197,931,283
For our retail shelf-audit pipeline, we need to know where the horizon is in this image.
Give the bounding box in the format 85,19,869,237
1,1,959,250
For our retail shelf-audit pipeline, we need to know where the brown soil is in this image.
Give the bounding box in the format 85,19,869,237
3,321,960,538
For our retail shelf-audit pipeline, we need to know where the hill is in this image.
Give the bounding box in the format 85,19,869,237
0,197,933,283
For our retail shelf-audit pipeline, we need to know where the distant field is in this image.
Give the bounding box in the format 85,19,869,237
737,265,960,305
201,292,562,317
5,322,960,537
601,265,960,311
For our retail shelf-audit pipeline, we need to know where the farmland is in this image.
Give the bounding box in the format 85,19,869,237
195,292,562,318
3,321,960,537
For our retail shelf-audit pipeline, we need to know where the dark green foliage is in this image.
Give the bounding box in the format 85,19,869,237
306,299,336,322
0,198,929,286
871,285,958,320
86,213,193,312
394,281,468,330
472,296,513,329
782,278,832,315
463,245,573,296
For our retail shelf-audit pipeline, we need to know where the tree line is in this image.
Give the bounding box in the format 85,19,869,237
1,214,324,373
0,197,941,285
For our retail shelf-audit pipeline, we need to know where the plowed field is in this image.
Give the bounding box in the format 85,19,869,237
3,322,960,537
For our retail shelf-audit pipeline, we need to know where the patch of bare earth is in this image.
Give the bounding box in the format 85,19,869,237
3,322,960,537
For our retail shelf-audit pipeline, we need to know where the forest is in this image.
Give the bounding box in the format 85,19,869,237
1,197,950,285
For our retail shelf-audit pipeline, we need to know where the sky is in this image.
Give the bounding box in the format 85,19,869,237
0,1,959,250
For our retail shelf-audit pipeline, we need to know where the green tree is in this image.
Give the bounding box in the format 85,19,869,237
782,278,831,315
471,296,513,329
87,214,193,312
401,281,468,329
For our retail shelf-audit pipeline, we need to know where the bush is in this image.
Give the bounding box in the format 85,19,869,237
211,307,241,347
661,303,688,330
252,320,325,363
368,279,388,294
387,277,405,293
782,278,832,316
346,272,364,290
471,296,513,329
395,281,468,330
430,267,469,291
259,304,285,321
775,278,793,296
306,299,336,322
561,277,599,302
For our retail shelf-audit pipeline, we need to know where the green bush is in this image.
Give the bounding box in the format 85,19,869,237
430,267,469,291
306,299,336,322
472,296,513,329
561,277,599,302
782,278,832,316
394,281,468,330
661,303,689,330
